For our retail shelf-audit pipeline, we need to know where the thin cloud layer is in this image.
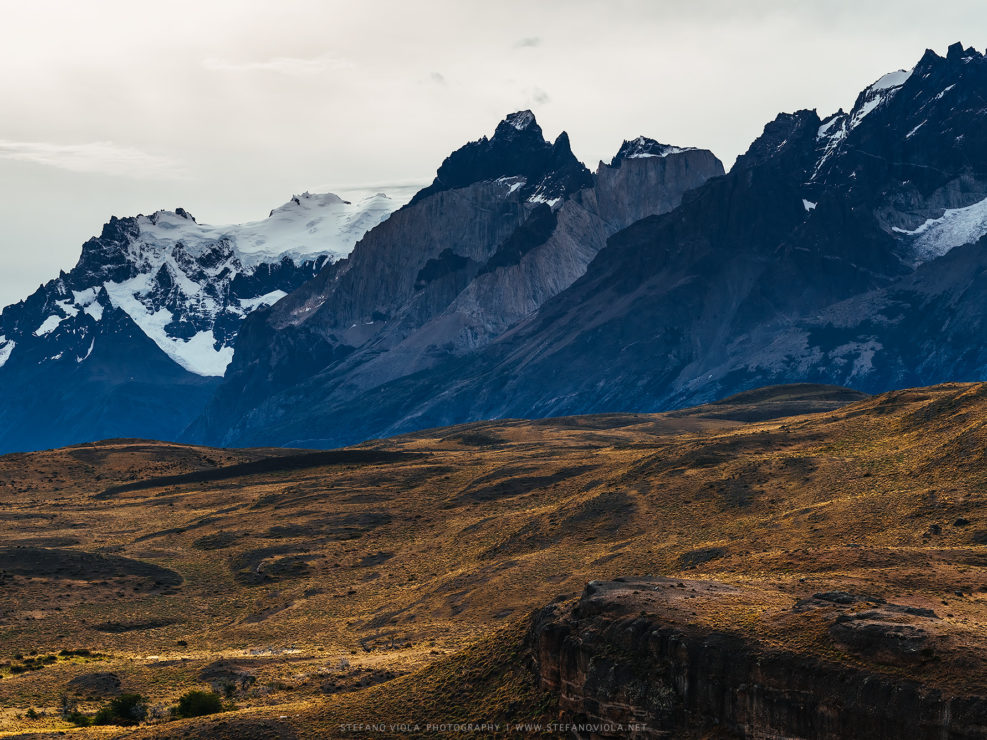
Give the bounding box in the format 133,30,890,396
0,140,183,179
202,55,352,74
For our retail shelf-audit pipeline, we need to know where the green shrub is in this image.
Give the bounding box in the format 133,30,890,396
175,689,224,718
65,710,91,727
92,693,147,726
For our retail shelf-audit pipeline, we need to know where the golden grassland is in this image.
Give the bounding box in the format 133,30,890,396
1,383,987,736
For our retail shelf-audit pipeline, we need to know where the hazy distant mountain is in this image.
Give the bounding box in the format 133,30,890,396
0,192,404,452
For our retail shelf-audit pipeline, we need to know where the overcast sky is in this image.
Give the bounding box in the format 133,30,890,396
0,0,984,305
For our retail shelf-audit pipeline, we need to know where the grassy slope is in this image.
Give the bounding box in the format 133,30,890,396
4,384,987,736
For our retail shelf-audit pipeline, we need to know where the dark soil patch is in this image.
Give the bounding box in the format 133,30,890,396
193,531,239,550
96,449,424,498
67,672,122,698
8,536,81,547
679,546,728,568
356,551,394,567
559,490,636,533
456,466,594,504
261,512,392,540
0,547,182,586
93,618,177,633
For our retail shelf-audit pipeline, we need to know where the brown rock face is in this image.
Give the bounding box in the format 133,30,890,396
529,578,987,739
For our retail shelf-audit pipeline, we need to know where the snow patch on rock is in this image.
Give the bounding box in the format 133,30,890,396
892,194,987,262
34,315,63,337
0,336,13,368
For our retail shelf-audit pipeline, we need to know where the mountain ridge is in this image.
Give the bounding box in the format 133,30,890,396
188,111,723,446
0,191,406,452
191,42,987,450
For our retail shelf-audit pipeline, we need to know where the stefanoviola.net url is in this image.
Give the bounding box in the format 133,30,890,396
338,722,650,734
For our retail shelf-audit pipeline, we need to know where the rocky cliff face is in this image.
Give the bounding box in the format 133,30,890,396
529,578,987,739
191,115,722,446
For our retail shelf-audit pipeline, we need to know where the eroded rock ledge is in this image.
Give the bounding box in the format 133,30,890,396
529,577,987,739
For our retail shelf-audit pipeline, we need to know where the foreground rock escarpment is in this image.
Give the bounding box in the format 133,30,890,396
531,578,987,739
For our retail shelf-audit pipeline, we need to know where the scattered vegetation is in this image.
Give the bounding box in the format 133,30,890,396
3,385,987,735
174,689,225,718
92,692,148,726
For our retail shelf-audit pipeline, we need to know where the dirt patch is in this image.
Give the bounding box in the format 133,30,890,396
198,660,257,693
261,512,392,540
559,490,636,532
8,536,81,547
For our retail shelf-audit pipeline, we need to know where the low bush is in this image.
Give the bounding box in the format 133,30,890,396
65,710,91,727
92,693,147,726
175,689,224,718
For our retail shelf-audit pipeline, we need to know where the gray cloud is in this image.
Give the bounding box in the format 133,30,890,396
430,72,446,84
514,36,542,48
0,140,183,179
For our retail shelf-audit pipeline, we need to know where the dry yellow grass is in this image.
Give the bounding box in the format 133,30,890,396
2,383,987,736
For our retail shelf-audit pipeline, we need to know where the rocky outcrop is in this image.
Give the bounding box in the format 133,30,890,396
529,578,987,739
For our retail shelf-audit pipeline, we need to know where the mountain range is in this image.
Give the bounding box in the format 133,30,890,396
4,42,987,452
0,192,404,451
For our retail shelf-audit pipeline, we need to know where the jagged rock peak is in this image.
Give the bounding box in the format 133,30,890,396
946,41,980,61
734,110,820,171
489,110,547,145
409,110,591,206
913,43,981,74
609,136,697,167
502,109,537,132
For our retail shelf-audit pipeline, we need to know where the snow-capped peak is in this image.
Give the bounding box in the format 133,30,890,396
607,137,696,168
811,67,913,180
869,68,912,93
846,68,912,131
268,191,346,217
129,191,400,270
0,190,409,378
505,110,536,131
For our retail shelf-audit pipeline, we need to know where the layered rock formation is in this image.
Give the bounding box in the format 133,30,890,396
530,578,987,739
